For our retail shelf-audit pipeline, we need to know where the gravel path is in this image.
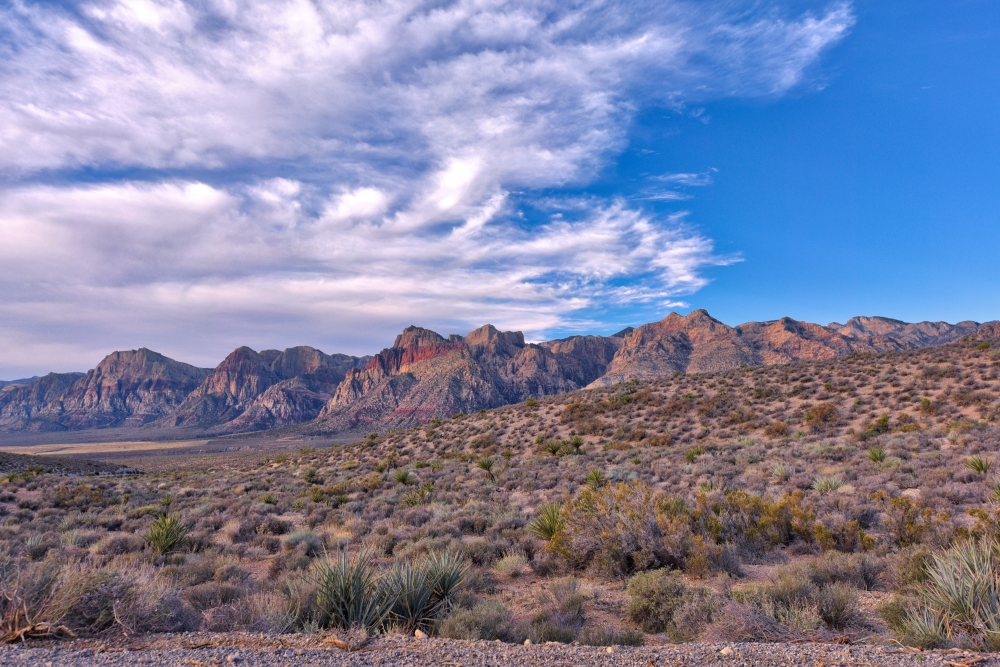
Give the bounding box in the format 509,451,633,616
2,634,996,667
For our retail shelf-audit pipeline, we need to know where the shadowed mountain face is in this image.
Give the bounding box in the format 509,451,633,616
157,346,370,431
312,325,625,433
1,311,996,436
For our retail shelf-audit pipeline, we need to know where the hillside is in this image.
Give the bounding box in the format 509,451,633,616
0,335,998,652
1,311,996,437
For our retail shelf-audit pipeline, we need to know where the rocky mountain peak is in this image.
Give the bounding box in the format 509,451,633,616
464,324,525,350
393,326,447,349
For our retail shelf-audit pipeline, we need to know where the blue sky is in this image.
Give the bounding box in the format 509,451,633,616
0,0,996,377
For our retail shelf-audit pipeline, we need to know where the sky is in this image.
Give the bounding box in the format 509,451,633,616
0,0,997,377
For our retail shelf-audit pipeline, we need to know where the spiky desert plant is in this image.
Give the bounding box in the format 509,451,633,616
310,548,393,632
896,538,1000,650
585,468,607,490
771,461,791,481
475,456,496,483
425,551,468,612
143,514,188,554
966,455,993,475
867,446,887,465
812,476,843,495
393,470,416,485
527,502,564,541
383,560,439,632
541,441,562,456
685,445,706,463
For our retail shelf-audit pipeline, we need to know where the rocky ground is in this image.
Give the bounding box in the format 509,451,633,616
2,634,995,667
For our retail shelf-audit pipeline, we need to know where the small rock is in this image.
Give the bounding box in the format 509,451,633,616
606,646,614,654
524,639,532,646
226,654,242,664
284,650,295,658
414,629,428,639
719,646,734,656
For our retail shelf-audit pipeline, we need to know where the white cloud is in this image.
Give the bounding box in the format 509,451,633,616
0,0,853,375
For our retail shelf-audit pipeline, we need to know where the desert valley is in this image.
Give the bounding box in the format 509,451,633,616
1,311,1000,665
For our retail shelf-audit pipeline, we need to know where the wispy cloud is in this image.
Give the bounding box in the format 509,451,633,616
0,0,854,374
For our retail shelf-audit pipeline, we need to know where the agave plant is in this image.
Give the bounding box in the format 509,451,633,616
526,502,564,541
143,513,188,554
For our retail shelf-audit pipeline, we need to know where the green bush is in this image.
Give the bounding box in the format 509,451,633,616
438,600,522,642
143,514,188,554
626,569,687,634
526,503,563,541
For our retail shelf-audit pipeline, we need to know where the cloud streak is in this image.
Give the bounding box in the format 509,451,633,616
0,0,853,375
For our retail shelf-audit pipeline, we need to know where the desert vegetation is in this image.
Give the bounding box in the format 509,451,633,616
1,336,1000,650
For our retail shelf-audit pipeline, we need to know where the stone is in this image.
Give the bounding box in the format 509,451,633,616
414,629,428,639
719,646,734,656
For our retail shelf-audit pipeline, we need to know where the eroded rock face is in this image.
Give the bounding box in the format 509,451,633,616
0,372,86,431
313,324,622,433
162,346,369,430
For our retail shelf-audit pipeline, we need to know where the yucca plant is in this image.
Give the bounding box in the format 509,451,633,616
685,445,706,463
425,551,468,612
812,476,843,494
966,455,993,475
541,441,562,456
867,446,887,465
584,468,607,490
895,538,1000,650
310,548,393,632
143,514,188,554
527,502,563,541
393,470,416,485
475,456,496,483
771,461,791,481
384,561,439,632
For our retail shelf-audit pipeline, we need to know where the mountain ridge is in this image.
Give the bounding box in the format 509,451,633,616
1,311,996,436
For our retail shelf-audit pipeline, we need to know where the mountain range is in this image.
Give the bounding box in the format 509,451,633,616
2,311,997,436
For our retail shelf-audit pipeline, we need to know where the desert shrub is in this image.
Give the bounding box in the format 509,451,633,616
578,625,645,646
626,568,715,639
892,546,932,588
809,552,884,591
734,564,862,634
814,582,859,629
705,601,797,642
143,514,188,554
555,481,692,577
283,530,323,556
183,581,245,611
890,538,1000,650
438,599,522,642
93,532,146,556
494,549,530,578
202,591,297,633
525,577,587,643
